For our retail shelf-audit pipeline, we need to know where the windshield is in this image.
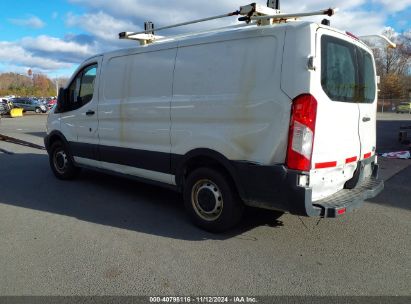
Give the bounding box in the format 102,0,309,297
321,35,376,104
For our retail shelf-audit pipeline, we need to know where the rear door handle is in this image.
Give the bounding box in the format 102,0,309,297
86,110,95,116
362,117,371,122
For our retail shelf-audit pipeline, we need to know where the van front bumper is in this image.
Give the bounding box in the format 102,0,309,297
233,157,384,217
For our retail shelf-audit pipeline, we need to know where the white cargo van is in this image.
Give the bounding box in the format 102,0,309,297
45,4,383,232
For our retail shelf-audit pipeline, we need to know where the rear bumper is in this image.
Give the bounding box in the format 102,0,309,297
313,171,383,217
232,157,384,217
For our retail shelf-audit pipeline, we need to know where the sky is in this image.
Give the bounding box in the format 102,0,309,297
0,0,410,78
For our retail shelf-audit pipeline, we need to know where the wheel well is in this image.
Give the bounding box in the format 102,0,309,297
46,133,64,151
179,156,242,197
48,134,61,146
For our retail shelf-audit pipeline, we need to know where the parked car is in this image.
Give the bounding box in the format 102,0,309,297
396,102,411,114
44,4,384,232
47,99,57,110
11,98,47,113
0,99,8,115
1,95,15,101
39,98,48,105
0,99,16,116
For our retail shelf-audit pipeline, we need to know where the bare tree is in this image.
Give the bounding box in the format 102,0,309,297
371,28,410,76
366,29,411,99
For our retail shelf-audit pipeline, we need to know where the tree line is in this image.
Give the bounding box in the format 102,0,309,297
0,73,68,97
368,28,411,100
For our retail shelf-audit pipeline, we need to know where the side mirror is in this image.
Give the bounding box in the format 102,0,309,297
56,88,67,112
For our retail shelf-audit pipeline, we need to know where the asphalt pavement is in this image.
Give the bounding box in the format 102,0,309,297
0,113,410,296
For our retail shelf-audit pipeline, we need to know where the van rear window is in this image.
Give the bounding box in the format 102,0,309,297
321,35,376,103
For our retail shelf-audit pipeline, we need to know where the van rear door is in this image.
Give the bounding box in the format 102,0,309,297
310,30,360,200
357,47,377,163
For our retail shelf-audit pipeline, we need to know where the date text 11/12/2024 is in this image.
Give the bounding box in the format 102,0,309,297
149,296,258,303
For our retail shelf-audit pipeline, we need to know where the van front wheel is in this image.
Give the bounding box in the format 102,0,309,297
49,141,80,180
183,167,244,232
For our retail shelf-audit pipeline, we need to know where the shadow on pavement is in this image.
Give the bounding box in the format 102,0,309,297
371,119,411,210
368,163,411,211
0,152,284,241
25,131,47,138
377,120,411,153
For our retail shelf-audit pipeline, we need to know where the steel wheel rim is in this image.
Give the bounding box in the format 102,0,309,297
191,179,223,221
53,149,68,174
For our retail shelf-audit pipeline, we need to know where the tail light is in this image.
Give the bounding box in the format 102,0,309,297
286,94,317,171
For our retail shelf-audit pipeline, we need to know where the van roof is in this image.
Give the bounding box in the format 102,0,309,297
92,20,311,59
84,20,368,61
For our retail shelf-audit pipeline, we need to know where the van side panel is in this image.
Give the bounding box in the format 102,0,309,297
280,23,315,99
171,31,290,164
97,46,177,184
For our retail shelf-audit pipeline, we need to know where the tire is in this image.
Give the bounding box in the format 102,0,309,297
35,107,41,113
49,141,80,180
183,167,244,233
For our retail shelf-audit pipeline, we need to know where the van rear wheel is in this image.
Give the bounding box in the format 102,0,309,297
183,167,244,232
49,141,80,180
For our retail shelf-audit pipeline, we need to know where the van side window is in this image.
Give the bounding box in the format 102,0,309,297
67,64,97,111
359,50,376,103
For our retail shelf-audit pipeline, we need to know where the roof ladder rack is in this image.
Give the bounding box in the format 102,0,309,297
119,2,337,45
358,35,397,48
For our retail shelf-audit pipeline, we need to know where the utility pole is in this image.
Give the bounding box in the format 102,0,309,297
55,76,59,97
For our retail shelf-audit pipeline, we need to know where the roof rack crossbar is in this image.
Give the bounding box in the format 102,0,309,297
124,11,240,37
250,8,337,21
119,3,338,45
154,23,249,43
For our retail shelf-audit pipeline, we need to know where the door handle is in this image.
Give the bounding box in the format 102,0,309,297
362,117,371,122
86,110,95,116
